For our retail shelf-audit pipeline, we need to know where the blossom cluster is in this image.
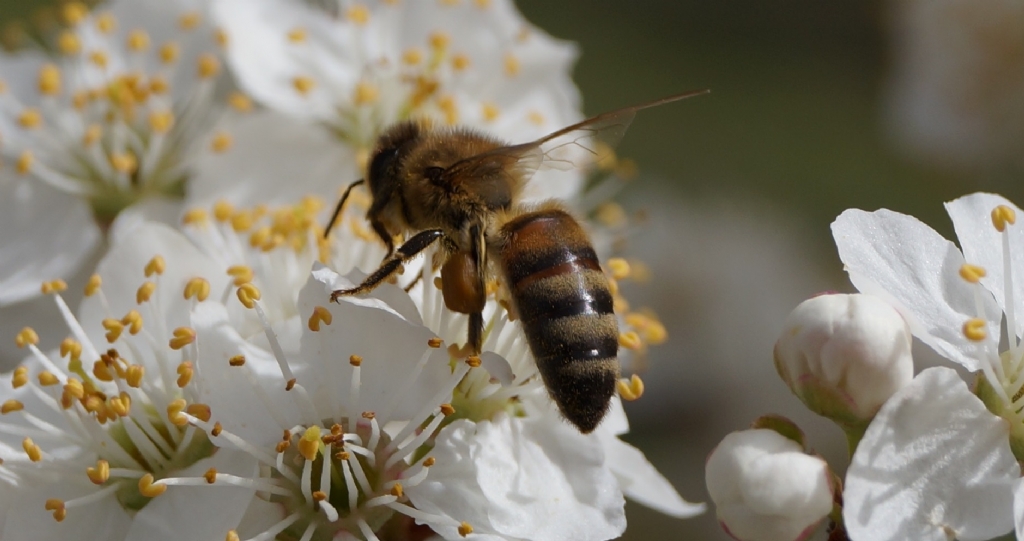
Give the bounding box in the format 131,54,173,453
0,0,702,540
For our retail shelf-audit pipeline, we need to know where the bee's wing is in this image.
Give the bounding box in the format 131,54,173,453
443,89,710,188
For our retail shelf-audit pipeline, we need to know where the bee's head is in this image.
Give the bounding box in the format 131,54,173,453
365,121,423,203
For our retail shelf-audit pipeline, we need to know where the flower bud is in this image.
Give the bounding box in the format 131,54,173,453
774,293,913,431
705,428,834,541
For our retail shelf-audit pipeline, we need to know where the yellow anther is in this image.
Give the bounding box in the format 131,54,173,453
428,337,444,348
228,92,252,112
23,437,42,462
81,274,102,297
38,371,59,386
93,360,113,381
992,205,1017,232
169,327,196,350
197,53,220,78
346,4,370,25
308,306,333,331
349,354,363,367
184,277,211,302
136,281,156,304
145,255,166,277
179,11,201,30
429,31,450,51
102,318,124,343
15,327,39,348
482,102,499,122
12,366,28,388
45,498,66,522
353,81,378,106
451,53,470,71
423,456,436,467
237,283,262,309
298,426,321,461
60,338,82,360
82,124,102,146
212,422,223,436
210,131,233,152
438,95,458,124
182,208,209,226
226,531,240,541
204,468,218,484
215,28,229,47
504,53,520,76
403,47,423,65
87,459,109,484
276,440,291,453
440,403,455,416
95,12,116,33
2,399,24,414
607,257,631,280
293,76,315,95
458,522,474,537
17,151,33,175
62,2,88,24
18,108,42,129
187,403,212,422
89,50,109,68
390,482,404,498
109,395,130,416
963,318,988,342
41,279,68,294
616,374,645,401
466,356,481,368
232,211,254,232
642,320,667,345
213,200,234,221
148,110,174,134
38,64,61,95
167,398,187,426
64,378,84,399
312,490,327,501
127,29,150,51
528,110,545,126
125,365,144,388
361,411,376,420
227,265,254,286
619,331,643,351
287,27,306,43
122,310,143,335
159,42,179,64
228,355,246,367
175,361,193,388
138,473,167,497
57,31,81,54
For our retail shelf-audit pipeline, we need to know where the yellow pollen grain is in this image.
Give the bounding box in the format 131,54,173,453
233,211,255,233
23,437,42,462
18,108,42,129
504,53,520,76
40,279,67,294
430,31,450,51
184,277,211,301
174,360,192,387
89,50,108,68
619,331,642,351
293,76,315,95
96,13,116,34
427,337,443,348
87,459,109,484
127,29,150,52
308,306,333,331
12,366,28,388
169,327,197,350
992,205,1017,232
466,356,481,368
226,531,240,541
148,110,174,134
237,283,262,309
228,92,252,112
83,274,102,297
963,318,988,342
212,422,223,436
458,522,473,537
210,131,233,153
17,151,33,175
287,27,306,43
124,364,143,388
213,200,234,221
45,498,66,522
227,265,254,286
38,63,61,95
228,355,246,367
361,411,376,420
299,426,321,461
607,258,631,280
204,468,218,484
527,110,545,126
122,309,143,335
451,53,470,71
58,31,81,55
60,338,82,360
145,255,166,277
346,4,370,25
15,327,39,348
179,11,201,30
160,42,179,64
616,374,645,401
390,482,404,498
197,53,220,78
275,440,290,453
182,208,209,226
312,490,327,502
423,456,436,467
38,371,59,386
335,451,350,460
136,281,156,304
187,403,212,422
349,354,363,367
440,403,455,416
167,398,187,425
139,473,167,497
62,2,88,25
2,399,24,414
403,47,423,65
353,81,378,106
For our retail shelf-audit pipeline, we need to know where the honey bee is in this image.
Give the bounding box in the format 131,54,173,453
325,90,709,433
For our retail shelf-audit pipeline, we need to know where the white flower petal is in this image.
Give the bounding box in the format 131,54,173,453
1015,477,1024,540
832,208,998,371
407,414,626,541
0,179,100,306
0,478,132,541
844,367,1019,541
602,434,705,518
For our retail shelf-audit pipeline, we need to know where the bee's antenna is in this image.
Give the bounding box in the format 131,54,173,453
324,179,365,239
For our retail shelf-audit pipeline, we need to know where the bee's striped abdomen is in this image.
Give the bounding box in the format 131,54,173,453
497,207,619,433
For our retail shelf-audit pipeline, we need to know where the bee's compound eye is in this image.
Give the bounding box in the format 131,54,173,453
424,166,445,184
368,147,400,183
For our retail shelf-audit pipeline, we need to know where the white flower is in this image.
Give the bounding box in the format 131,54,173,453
774,293,913,430
0,222,256,540
0,0,236,306
705,428,834,541
199,0,583,207
843,367,1019,541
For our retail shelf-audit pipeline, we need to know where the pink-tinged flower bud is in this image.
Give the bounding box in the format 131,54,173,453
705,428,834,541
774,293,913,433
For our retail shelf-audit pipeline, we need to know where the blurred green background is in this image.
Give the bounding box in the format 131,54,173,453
3,0,1019,538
